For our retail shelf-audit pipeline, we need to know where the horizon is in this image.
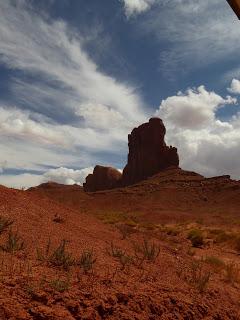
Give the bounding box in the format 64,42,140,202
0,0,240,189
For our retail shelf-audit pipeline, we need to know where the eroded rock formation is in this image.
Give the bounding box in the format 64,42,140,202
122,118,179,185
84,118,179,192
83,165,122,192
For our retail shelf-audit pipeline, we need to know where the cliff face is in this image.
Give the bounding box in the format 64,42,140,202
83,118,179,192
122,118,179,185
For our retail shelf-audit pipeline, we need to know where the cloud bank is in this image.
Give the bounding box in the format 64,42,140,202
156,85,240,178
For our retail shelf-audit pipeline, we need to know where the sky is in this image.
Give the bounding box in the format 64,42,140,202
0,0,240,188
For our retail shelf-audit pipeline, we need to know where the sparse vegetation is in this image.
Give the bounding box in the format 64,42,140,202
78,249,96,273
204,256,225,271
117,224,135,240
224,262,239,285
36,238,52,262
188,260,211,293
187,229,204,248
119,253,133,270
49,240,75,270
50,277,70,292
133,239,160,262
107,241,125,258
0,229,24,253
0,216,14,235
234,235,240,252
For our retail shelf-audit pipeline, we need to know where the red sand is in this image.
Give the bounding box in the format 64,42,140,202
0,167,239,319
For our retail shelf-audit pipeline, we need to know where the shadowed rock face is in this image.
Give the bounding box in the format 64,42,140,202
83,165,122,192
122,118,179,185
84,118,179,191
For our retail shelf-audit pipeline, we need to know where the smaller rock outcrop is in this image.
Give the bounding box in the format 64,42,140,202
83,165,122,192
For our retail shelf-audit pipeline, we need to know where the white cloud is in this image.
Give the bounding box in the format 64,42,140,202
43,166,94,185
0,166,94,189
121,0,155,17
156,85,240,179
0,1,146,123
157,86,236,130
228,79,240,95
0,1,148,177
141,0,240,77
0,106,71,146
0,173,44,189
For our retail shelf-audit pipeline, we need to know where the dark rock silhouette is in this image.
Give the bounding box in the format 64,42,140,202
83,165,122,192
122,118,179,185
84,118,179,192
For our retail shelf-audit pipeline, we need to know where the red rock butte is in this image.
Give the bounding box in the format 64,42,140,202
83,117,179,192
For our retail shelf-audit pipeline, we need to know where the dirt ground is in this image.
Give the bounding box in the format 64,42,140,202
0,167,239,319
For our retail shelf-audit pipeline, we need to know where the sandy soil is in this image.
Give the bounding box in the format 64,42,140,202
0,167,239,319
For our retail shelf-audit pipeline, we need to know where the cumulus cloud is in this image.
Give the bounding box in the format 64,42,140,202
121,0,155,17
0,166,94,189
228,79,240,95
157,86,236,130
43,166,94,185
156,85,240,179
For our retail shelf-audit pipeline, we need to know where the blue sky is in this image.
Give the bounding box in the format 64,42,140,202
0,0,240,188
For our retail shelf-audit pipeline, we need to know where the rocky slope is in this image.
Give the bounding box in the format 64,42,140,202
0,183,239,319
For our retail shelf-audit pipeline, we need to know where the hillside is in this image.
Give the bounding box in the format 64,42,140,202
0,175,238,318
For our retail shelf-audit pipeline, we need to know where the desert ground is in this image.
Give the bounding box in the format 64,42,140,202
0,166,239,319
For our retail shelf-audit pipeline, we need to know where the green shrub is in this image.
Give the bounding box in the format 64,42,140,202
50,277,70,292
0,216,14,235
0,229,24,253
49,240,75,270
107,242,125,258
187,229,204,248
133,239,160,262
78,249,96,273
189,260,211,293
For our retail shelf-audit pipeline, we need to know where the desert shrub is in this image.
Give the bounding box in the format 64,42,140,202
234,235,240,252
224,262,239,285
187,247,196,256
107,242,125,258
204,256,225,270
133,239,160,262
116,224,135,240
188,260,211,293
187,229,204,248
36,238,52,262
164,226,179,236
0,216,14,235
49,240,75,271
139,222,156,230
0,229,24,253
50,277,70,292
119,254,133,270
78,249,96,273
212,230,234,243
